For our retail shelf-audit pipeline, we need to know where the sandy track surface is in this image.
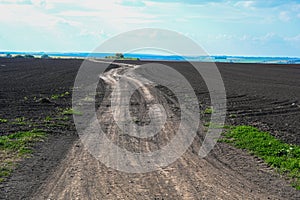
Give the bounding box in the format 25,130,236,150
31,61,298,200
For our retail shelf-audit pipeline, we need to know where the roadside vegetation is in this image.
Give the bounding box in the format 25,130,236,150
0,130,46,182
221,126,300,190
204,107,213,114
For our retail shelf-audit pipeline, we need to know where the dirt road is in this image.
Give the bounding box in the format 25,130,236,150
30,61,298,199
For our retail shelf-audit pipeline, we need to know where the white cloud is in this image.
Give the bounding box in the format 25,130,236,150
0,4,78,30
279,11,290,22
55,1,160,31
234,1,255,8
207,33,286,44
285,34,300,42
0,0,30,4
79,29,109,39
0,0,156,33
31,0,45,6
0,0,299,56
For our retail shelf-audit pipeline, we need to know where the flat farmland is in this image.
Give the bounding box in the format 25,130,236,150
0,58,299,199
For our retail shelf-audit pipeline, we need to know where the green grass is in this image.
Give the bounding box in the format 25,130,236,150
0,129,46,182
0,118,8,123
229,114,237,118
51,91,70,100
62,108,82,116
44,116,52,122
57,116,69,121
0,129,45,155
11,117,27,125
43,115,70,128
0,166,12,182
204,107,213,114
221,126,300,190
51,94,60,100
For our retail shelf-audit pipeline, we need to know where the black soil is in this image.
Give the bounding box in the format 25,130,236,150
0,58,300,199
0,58,82,199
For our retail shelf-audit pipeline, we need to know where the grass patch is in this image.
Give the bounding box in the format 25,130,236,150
62,108,82,116
0,129,45,155
44,116,52,122
51,91,70,100
221,126,300,190
44,122,68,128
0,129,46,182
51,94,60,100
229,114,237,118
204,107,213,114
0,118,8,123
56,116,69,121
11,117,27,125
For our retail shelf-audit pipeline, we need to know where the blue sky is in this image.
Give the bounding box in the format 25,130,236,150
0,0,299,56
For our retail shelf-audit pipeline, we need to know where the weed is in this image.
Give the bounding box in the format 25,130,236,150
44,122,68,128
58,116,69,121
51,91,70,100
0,118,8,123
12,117,27,125
44,116,52,122
0,129,45,154
229,114,237,118
221,126,300,190
0,166,12,182
204,107,213,114
0,129,46,182
51,94,60,100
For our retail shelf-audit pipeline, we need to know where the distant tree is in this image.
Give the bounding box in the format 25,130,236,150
14,55,25,59
24,54,35,59
41,54,50,59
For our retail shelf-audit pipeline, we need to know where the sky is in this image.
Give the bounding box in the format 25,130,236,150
0,0,300,57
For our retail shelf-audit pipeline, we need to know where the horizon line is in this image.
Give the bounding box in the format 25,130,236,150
0,51,300,59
